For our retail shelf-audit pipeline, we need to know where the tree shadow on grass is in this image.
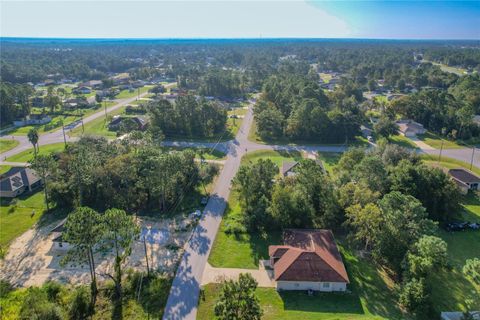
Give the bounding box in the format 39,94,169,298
340,245,405,320
247,230,282,267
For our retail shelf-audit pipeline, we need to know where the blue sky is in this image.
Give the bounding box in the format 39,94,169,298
1,1,479,39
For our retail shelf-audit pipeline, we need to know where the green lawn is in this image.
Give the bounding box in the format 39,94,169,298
430,193,480,312
421,154,480,176
115,86,151,99
69,103,124,138
5,106,102,136
0,166,12,174
161,147,226,160
0,139,19,153
317,152,342,174
241,150,303,168
6,143,66,163
319,73,333,84
387,135,418,149
0,191,46,256
418,132,463,149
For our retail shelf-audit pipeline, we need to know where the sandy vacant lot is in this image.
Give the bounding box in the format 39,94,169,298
0,216,194,287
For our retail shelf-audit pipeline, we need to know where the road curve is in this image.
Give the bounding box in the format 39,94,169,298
0,92,149,161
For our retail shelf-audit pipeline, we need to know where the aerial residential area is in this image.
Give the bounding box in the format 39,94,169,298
0,1,479,320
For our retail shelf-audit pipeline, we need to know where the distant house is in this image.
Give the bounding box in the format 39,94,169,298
448,168,480,192
80,80,103,89
360,125,373,138
395,120,426,137
0,167,43,198
63,96,96,110
441,312,480,320
50,218,70,250
108,115,148,131
73,86,92,95
281,161,300,177
13,114,52,127
268,229,349,292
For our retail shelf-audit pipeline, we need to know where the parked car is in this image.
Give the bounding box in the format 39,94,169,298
445,221,469,232
469,222,480,230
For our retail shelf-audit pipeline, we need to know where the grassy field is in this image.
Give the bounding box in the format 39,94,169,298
115,86,151,99
418,132,463,149
421,154,480,176
423,60,467,76
5,107,103,136
0,139,19,153
0,191,46,256
162,147,226,160
6,143,66,163
0,166,12,174
69,103,124,138
387,135,418,149
241,149,303,168
317,152,342,174
431,193,480,311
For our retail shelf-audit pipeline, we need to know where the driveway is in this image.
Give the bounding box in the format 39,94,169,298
201,262,275,288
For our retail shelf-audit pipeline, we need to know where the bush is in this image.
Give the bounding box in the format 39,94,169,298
67,286,92,320
43,281,63,302
20,287,64,320
0,280,13,298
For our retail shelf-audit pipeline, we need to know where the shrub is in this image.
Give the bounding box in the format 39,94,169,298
43,281,63,302
67,286,92,320
0,280,13,298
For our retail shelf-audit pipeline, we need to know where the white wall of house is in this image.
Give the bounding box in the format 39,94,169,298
276,281,347,292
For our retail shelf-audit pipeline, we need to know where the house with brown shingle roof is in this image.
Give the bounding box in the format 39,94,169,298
268,229,349,292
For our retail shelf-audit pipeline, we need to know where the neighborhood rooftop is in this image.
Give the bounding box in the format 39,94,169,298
269,229,349,283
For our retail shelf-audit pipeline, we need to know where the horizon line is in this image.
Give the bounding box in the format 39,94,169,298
1,36,480,42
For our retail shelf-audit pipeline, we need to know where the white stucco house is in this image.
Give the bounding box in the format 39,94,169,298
268,229,350,292
395,119,426,137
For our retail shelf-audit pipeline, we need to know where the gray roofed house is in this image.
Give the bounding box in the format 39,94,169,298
281,161,300,177
395,119,426,137
448,168,480,191
0,167,43,198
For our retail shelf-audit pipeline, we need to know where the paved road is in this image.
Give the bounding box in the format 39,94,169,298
0,92,149,161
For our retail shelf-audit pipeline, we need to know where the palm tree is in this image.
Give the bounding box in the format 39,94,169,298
27,128,39,158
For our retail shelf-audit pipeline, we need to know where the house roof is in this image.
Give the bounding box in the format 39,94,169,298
396,120,425,133
269,229,349,283
448,168,480,184
281,161,299,176
0,167,41,192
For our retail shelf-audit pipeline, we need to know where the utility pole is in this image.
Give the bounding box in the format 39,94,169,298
62,124,67,147
470,147,476,171
438,139,444,163
143,235,150,277
104,100,107,119
81,116,84,133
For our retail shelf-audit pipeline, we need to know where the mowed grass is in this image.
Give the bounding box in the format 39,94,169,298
421,154,480,176
430,193,480,312
6,143,66,163
418,132,464,149
115,86,151,99
387,135,418,149
0,191,46,254
0,139,19,153
316,152,342,174
69,103,124,138
0,166,12,174
161,146,226,160
241,149,303,168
